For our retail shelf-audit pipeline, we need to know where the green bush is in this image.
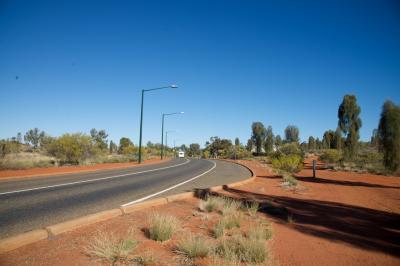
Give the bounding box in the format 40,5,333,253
47,133,99,165
320,149,342,164
0,152,56,170
271,154,303,174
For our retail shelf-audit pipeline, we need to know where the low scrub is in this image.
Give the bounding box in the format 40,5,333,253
246,201,259,218
176,233,209,259
216,235,268,264
84,231,138,265
271,154,303,174
320,149,342,164
248,225,272,241
221,198,242,216
0,152,57,170
148,213,179,242
282,175,298,187
199,196,225,213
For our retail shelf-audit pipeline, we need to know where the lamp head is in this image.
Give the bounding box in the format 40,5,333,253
170,84,178,89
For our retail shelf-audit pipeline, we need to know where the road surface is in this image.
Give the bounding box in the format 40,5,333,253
0,159,251,238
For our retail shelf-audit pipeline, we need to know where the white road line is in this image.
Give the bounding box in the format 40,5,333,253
121,160,217,207
0,159,191,196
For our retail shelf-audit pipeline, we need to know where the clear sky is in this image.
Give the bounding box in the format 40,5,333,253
1,0,399,147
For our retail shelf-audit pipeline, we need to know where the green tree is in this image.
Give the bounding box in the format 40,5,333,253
378,100,400,173
284,125,299,143
47,133,95,164
251,122,266,155
16,132,22,144
246,138,253,151
118,137,134,154
109,140,118,154
322,130,335,149
333,127,343,150
370,128,379,148
24,128,45,149
90,128,108,151
189,143,201,157
308,136,316,151
264,126,274,154
205,136,232,158
338,94,362,160
234,137,240,147
275,135,282,146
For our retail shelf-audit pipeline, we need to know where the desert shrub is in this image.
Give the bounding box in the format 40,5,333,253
148,213,179,242
176,233,209,258
271,154,303,173
0,140,23,157
248,225,272,241
282,175,298,187
0,152,57,170
84,231,138,264
320,149,342,164
47,133,99,165
221,198,242,216
216,235,268,264
132,252,158,266
214,220,226,238
199,196,225,213
246,202,259,218
222,212,243,229
280,143,302,156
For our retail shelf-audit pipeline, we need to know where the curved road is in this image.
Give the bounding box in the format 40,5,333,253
0,159,251,238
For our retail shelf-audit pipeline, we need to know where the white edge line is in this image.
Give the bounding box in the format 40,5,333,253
121,160,217,207
0,159,191,196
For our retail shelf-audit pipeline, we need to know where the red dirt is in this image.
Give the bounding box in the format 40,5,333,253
0,158,169,180
1,158,399,265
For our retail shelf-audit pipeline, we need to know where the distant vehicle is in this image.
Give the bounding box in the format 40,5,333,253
178,151,185,158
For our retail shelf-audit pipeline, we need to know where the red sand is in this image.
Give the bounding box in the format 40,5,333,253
1,158,399,265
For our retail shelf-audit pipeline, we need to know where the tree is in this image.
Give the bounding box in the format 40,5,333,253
235,137,240,146
16,132,22,144
109,140,118,154
275,135,282,146
284,125,299,143
24,128,45,149
90,128,108,151
370,128,379,148
333,127,343,150
308,136,316,151
251,122,266,155
378,100,400,173
264,126,274,154
338,94,362,160
118,137,134,154
205,136,232,158
189,143,201,157
322,130,335,149
246,139,253,151
47,133,95,164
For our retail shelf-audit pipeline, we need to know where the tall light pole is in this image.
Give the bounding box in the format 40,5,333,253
164,130,175,158
161,112,184,160
138,84,177,164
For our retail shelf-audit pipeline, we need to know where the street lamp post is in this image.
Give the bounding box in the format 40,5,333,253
161,112,184,160
138,85,177,164
163,130,175,159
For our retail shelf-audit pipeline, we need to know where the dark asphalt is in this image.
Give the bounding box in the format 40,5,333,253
0,159,251,238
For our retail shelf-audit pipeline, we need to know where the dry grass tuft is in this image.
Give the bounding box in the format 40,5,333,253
176,233,210,259
84,231,138,264
148,212,180,242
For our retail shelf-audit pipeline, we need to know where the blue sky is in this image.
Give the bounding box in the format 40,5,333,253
1,0,399,147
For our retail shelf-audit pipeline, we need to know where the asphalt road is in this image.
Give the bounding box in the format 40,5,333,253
0,159,251,238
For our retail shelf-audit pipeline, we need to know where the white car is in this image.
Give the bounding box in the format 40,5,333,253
178,151,185,158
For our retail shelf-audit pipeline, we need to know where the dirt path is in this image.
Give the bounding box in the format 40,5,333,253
0,158,169,180
1,159,399,265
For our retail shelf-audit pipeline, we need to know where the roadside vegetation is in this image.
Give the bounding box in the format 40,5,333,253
1,95,399,176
